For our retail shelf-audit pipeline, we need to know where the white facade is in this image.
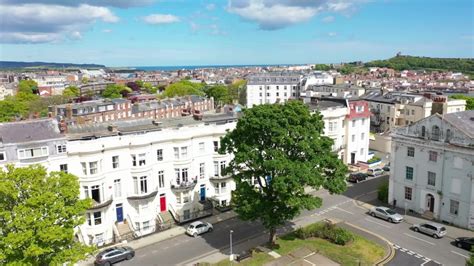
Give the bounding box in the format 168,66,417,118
0,114,237,246
246,72,301,108
300,71,334,91
0,83,14,100
389,111,474,229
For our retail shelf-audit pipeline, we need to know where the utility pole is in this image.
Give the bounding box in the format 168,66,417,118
229,230,234,261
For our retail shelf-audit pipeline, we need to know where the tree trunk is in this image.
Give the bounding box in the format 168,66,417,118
269,227,277,246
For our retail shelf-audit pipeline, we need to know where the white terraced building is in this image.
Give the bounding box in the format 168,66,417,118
246,72,302,107
389,111,474,229
0,109,237,246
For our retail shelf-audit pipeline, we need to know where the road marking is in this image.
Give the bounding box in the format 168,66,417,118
403,233,435,246
415,255,422,259
364,218,392,228
451,250,470,259
334,207,353,215
400,248,407,252
407,251,415,255
421,258,431,266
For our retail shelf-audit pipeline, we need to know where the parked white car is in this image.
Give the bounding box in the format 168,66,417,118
367,168,384,176
186,221,213,237
369,206,404,223
412,222,447,239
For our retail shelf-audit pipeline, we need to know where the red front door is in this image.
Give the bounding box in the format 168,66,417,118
160,194,166,212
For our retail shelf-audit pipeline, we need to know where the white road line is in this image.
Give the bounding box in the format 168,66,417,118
415,255,422,259
451,250,470,259
403,233,435,246
400,248,408,252
393,246,399,250
364,218,392,228
407,251,415,255
334,207,353,215
421,258,431,266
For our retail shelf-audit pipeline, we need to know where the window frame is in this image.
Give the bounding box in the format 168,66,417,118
404,187,412,200
405,166,414,180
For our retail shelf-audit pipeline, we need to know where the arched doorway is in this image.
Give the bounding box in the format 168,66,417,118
425,193,435,212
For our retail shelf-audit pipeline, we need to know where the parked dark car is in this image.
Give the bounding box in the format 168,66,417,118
383,163,390,172
454,237,474,251
348,172,368,183
94,246,135,266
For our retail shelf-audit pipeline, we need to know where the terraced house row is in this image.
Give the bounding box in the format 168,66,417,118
0,106,237,246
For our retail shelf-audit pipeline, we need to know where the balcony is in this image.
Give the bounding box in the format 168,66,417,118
88,195,113,210
209,174,233,182
170,180,197,192
127,187,158,200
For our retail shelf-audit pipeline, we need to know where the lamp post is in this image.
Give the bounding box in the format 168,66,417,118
229,230,234,261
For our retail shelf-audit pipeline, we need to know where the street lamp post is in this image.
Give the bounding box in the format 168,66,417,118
229,230,234,261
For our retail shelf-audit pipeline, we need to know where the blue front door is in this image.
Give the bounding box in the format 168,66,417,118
200,185,206,201
116,204,123,222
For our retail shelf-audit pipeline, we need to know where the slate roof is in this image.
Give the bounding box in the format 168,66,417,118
0,119,64,144
444,110,474,138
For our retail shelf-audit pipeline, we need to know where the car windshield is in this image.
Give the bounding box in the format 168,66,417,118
440,227,446,231
188,225,194,229
386,209,396,215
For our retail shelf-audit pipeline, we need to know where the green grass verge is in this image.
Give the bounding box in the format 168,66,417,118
200,222,386,266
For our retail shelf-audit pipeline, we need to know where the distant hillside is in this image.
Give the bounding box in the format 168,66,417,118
365,55,474,75
0,61,106,69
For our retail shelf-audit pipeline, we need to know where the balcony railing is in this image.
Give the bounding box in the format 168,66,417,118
209,174,233,181
170,180,197,192
88,195,113,210
127,186,158,200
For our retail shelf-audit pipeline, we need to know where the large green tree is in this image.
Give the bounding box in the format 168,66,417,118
162,80,205,98
18,80,38,95
102,84,132,99
63,86,80,97
205,85,230,107
0,165,94,265
220,101,347,245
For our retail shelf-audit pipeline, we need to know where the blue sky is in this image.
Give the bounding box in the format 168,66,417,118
0,0,473,67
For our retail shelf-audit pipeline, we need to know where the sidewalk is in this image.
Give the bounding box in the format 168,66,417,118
354,191,474,240
78,210,238,265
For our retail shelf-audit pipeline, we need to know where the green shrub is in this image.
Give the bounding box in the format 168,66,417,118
378,181,389,203
367,156,381,164
331,227,354,245
295,222,353,245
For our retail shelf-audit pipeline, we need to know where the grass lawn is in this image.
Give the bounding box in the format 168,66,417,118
200,223,386,266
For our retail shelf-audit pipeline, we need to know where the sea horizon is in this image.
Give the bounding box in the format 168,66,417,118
130,63,306,71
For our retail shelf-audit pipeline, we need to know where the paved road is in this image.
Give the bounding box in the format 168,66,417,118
114,175,470,265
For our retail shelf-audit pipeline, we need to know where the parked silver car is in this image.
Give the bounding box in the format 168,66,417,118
186,221,213,237
412,222,447,238
367,168,384,176
94,246,135,266
369,206,404,223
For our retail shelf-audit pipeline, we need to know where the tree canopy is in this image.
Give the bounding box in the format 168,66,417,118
204,85,231,107
162,80,205,98
0,165,94,265
101,84,132,99
18,80,38,95
449,94,474,110
220,101,347,245
365,55,474,77
63,86,80,97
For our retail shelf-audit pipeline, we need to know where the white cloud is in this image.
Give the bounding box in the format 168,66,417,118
0,0,155,8
142,14,180,25
227,0,368,30
0,3,119,43
102,29,113,33
322,16,335,23
206,3,216,11
328,32,337,37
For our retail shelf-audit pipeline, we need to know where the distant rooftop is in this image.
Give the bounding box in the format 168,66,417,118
66,109,238,140
0,119,64,144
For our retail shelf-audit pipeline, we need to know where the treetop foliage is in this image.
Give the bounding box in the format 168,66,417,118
0,165,94,265
220,101,347,243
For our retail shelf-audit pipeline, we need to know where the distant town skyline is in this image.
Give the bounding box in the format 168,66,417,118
0,0,473,67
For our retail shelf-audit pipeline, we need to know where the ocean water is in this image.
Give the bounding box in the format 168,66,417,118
131,64,295,71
